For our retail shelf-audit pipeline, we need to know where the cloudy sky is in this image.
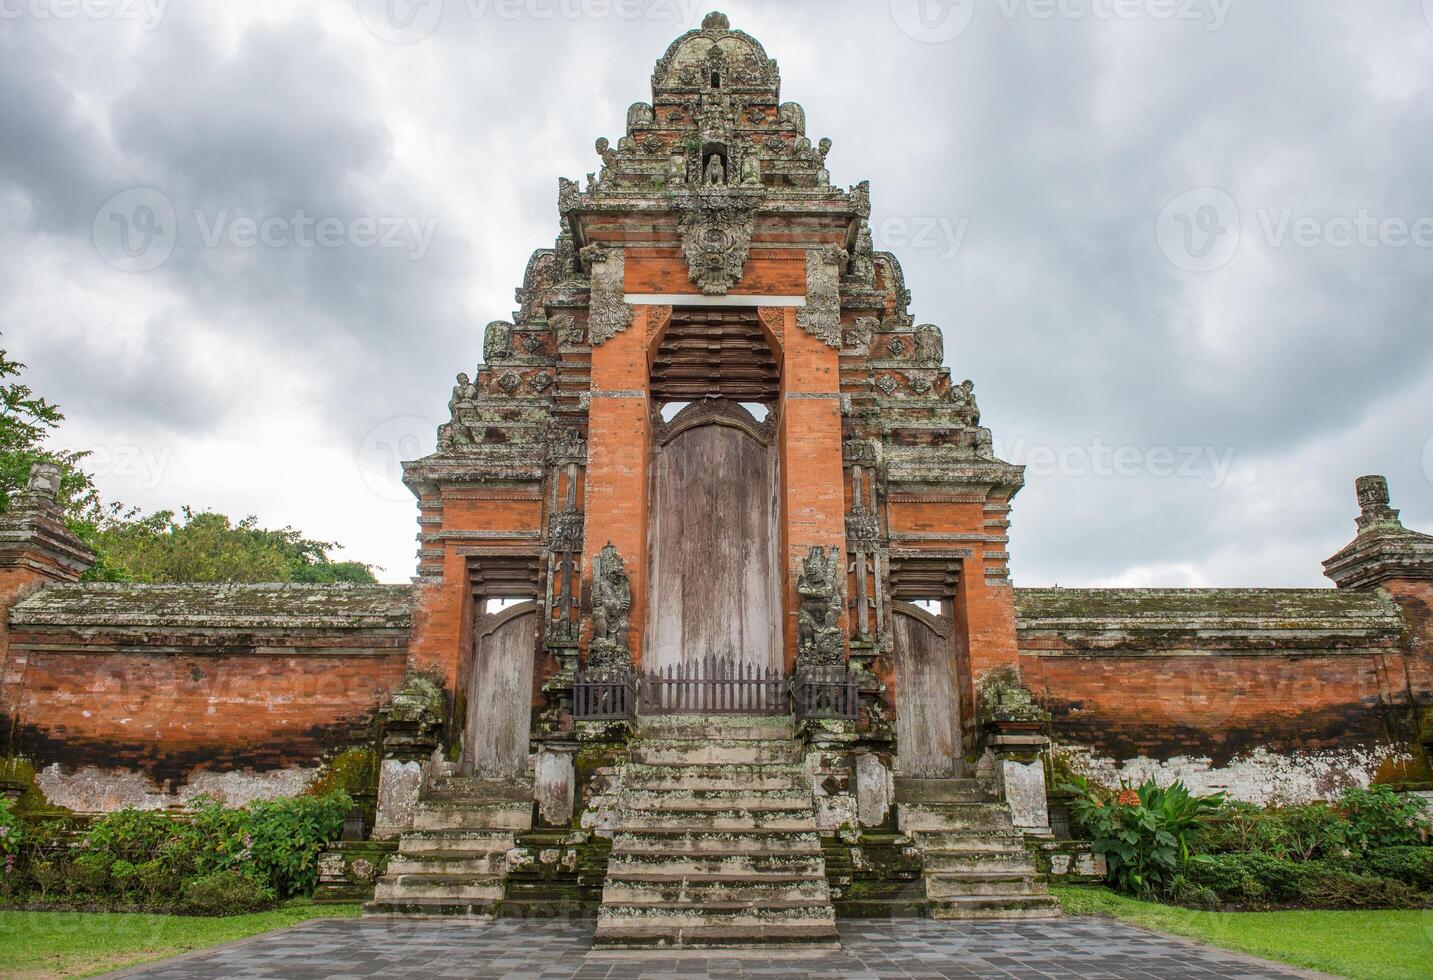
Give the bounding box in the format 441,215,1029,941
2,0,1431,586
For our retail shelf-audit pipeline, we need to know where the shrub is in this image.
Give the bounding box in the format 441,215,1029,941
1198,800,1292,857
69,852,111,899
1063,778,1225,897
179,870,276,916
1187,852,1422,909
1280,803,1351,862
1364,846,1433,890
1339,785,1430,851
0,798,19,899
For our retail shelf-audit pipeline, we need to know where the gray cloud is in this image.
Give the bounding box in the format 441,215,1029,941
1,0,1429,584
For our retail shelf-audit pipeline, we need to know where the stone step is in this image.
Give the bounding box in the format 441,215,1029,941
636,714,797,741
603,875,831,905
924,873,1046,899
620,788,812,810
612,830,823,855
615,807,816,833
372,874,505,903
894,777,989,804
363,897,500,918
923,851,1039,876
385,855,507,876
412,801,531,832
397,830,516,857
927,894,1061,920
897,803,1014,833
622,762,807,792
607,852,826,877
910,830,1029,852
425,776,532,803
632,740,803,766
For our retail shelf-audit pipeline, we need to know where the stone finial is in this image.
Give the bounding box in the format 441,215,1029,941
702,11,731,31
27,462,62,502
1355,474,1401,531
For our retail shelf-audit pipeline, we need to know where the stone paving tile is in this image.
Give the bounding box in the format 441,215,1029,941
107,917,1319,980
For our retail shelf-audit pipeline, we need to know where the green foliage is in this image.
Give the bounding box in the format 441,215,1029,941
1063,778,1225,897
1185,853,1421,909
1364,846,1433,890
0,344,100,523
84,507,378,584
14,792,352,910
1340,785,1430,851
179,871,277,916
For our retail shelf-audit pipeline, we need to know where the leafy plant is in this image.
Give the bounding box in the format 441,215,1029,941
179,870,276,916
1339,785,1430,852
1063,778,1225,897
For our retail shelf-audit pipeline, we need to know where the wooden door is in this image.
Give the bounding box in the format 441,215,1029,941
646,402,782,677
463,602,538,778
891,601,961,778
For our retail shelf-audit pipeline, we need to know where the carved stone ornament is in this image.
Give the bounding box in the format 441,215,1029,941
498,372,521,394
546,425,587,465
588,543,632,671
675,191,760,295
483,321,514,363
548,507,584,553
530,371,554,394
845,505,880,545
886,336,907,357
549,313,584,348
583,246,633,346
796,546,845,668
795,246,845,348
915,324,944,366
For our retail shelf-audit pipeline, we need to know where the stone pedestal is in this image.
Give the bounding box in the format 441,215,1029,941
535,743,577,827
985,727,1052,836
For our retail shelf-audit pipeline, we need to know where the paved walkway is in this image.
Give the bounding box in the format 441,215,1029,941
113,917,1319,979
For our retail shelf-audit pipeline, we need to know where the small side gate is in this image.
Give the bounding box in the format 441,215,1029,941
573,657,859,722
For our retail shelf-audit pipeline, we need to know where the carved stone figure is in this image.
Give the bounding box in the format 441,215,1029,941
704,154,726,186
595,137,618,169
626,102,655,132
676,192,758,295
796,546,844,667
948,378,981,427
847,224,876,285
589,543,632,670
740,152,761,186
795,246,845,348
549,313,583,348
448,373,477,417
483,321,514,363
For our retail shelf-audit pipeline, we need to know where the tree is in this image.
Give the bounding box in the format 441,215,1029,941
0,346,96,514
0,335,378,584
87,508,378,584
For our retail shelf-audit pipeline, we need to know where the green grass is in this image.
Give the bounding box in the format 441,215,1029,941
0,900,361,979
1053,884,1432,980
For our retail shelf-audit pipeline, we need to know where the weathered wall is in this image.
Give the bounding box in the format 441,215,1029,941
1016,587,1415,804
3,583,412,811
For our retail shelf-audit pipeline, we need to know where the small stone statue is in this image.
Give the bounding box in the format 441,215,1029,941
796,546,845,667
741,153,761,186
948,379,981,427
589,543,632,670
448,372,477,417
704,154,726,186
915,324,944,367
595,137,618,169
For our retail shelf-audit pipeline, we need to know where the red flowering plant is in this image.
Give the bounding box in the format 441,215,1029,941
1061,776,1225,897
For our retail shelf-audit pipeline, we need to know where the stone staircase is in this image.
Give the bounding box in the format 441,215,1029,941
593,715,839,948
365,775,531,917
897,777,1060,920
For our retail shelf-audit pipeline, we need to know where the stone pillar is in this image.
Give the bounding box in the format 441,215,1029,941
775,305,847,670
0,464,95,756
372,671,445,839
534,743,577,827
582,298,651,666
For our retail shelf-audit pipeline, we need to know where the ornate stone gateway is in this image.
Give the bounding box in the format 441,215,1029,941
385,10,1058,938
